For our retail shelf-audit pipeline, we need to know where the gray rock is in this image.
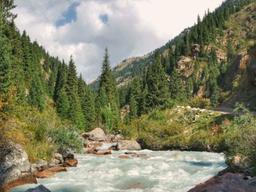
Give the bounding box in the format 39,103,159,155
32,159,48,172
58,149,75,161
82,128,106,141
96,143,118,151
54,153,64,163
0,142,31,186
117,140,141,150
48,159,61,167
26,185,51,192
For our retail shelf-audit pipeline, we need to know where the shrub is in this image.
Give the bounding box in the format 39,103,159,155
189,97,211,109
49,127,83,153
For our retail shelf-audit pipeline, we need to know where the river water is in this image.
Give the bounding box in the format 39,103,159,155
12,150,226,192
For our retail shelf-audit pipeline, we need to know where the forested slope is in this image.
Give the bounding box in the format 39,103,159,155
0,0,99,161
92,0,256,116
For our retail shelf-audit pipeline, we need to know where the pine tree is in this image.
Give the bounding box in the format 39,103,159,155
65,56,85,129
0,0,14,107
129,94,138,119
97,48,119,131
0,33,11,105
29,75,45,111
128,78,141,118
78,75,96,130
54,62,67,102
145,55,169,110
56,86,70,118
170,68,185,101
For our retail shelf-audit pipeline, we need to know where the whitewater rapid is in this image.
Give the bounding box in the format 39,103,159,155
12,150,227,192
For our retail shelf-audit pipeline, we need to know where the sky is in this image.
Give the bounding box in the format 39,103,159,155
14,0,224,83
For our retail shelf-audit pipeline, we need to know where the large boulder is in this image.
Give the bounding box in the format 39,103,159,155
117,140,141,150
0,142,31,187
82,128,106,141
188,173,256,192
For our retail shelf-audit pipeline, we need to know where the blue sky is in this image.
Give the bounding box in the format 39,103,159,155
14,0,224,82
56,2,80,27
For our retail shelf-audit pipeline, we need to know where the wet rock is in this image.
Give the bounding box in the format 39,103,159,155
26,185,51,192
117,140,141,150
84,141,103,154
0,142,31,187
82,128,106,141
118,155,130,159
95,150,112,156
64,159,78,167
96,143,118,151
34,170,55,179
188,172,256,192
124,152,148,159
34,166,67,179
58,149,75,162
0,175,37,192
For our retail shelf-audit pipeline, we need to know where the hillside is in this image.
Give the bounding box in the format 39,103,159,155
2,0,256,190
0,0,96,161
92,0,256,110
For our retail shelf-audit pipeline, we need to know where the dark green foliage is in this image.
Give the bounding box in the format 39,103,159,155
78,75,96,130
145,56,169,110
29,75,45,111
0,1,97,131
169,68,185,100
0,33,11,103
97,49,119,131
65,57,85,129
56,87,70,118
128,78,141,118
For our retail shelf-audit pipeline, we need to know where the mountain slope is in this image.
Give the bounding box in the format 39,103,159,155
92,0,256,110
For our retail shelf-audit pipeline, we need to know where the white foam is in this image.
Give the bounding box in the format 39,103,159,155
12,151,227,192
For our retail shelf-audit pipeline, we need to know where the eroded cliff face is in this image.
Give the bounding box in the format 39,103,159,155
221,49,256,107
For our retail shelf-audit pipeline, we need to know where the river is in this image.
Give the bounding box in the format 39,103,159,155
12,150,226,192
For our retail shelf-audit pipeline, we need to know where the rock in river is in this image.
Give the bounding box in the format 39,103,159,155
117,140,141,150
25,185,51,192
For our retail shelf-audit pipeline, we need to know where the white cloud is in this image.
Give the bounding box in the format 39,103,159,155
14,0,224,82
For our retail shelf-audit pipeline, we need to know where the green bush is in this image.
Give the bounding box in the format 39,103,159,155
49,127,83,153
189,97,211,109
